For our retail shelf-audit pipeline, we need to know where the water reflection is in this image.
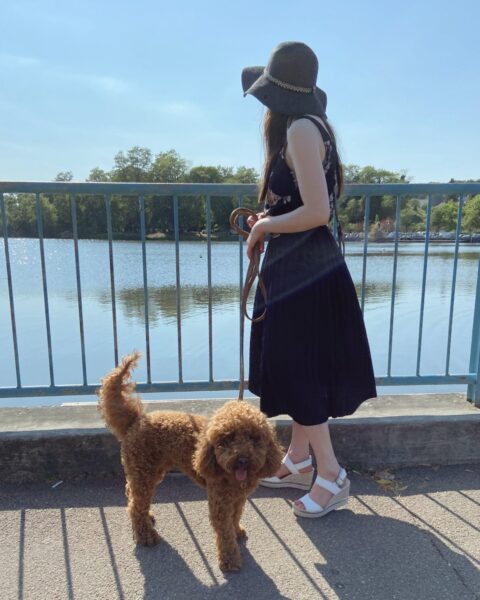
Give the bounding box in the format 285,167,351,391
95,284,240,325
97,282,399,323
0,238,478,405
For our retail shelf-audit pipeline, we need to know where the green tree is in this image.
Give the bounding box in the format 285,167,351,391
111,146,153,182
340,164,412,230
400,199,426,231
228,166,258,184
343,164,409,184
431,199,459,232
463,195,480,232
4,194,37,236
343,197,364,223
187,166,224,183
151,149,189,182
4,194,58,237
87,167,111,182
55,171,74,182
49,171,75,236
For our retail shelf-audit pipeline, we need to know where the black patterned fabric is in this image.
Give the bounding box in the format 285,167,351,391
248,115,377,425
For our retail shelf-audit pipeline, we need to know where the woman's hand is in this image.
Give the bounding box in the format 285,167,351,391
246,211,265,230
246,219,266,260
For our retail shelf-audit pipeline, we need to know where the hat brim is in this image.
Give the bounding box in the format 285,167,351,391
242,66,265,95
241,65,327,116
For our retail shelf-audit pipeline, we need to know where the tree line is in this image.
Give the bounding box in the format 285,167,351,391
2,146,480,238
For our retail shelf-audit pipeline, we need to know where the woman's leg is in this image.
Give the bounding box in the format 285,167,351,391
294,420,342,509
273,420,314,477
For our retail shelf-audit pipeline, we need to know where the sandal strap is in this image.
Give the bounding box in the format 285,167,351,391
281,454,312,475
314,467,347,495
297,492,323,513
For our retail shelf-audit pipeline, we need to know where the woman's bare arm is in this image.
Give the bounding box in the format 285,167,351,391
258,118,331,234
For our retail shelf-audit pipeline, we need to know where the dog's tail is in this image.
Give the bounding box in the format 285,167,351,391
96,350,144,441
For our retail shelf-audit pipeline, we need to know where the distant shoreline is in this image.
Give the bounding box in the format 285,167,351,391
4,231,480,243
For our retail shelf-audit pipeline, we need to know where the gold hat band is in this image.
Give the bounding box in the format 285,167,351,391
263,68,314,93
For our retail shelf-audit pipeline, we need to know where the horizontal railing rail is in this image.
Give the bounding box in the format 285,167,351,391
1,181,480,406
1,181,480,195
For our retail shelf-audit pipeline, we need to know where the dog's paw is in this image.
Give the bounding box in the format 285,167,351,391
136,528,161,547
148,511,156,525
236,525,247,540
219,550,242,572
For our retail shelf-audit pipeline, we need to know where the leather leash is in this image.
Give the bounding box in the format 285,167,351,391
229,207,268,400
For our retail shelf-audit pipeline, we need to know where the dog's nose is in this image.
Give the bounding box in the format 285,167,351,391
237,457,249,467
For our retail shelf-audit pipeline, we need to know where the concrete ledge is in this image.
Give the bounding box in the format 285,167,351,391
1,393,480,483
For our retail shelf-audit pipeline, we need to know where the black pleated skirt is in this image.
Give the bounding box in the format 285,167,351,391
248,225,377,425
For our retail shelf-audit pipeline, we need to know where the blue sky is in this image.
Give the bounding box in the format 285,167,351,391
1,0,478,182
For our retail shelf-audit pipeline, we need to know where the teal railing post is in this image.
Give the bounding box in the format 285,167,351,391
467,256,480,407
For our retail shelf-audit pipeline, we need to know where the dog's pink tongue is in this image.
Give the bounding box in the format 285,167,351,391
235,468,247,481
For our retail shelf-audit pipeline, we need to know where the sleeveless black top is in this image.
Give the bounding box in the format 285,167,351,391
263,114,345,257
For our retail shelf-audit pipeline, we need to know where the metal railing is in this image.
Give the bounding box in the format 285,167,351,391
1,181,480,406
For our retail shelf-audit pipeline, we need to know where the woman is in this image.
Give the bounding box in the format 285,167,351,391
242,41,377,518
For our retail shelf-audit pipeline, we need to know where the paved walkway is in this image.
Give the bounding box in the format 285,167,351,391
1,463,479,599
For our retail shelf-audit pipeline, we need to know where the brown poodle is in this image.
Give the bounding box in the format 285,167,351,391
96,350,283,572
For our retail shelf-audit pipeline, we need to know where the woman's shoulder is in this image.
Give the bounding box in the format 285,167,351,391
288,114,330,138
284,113,328,167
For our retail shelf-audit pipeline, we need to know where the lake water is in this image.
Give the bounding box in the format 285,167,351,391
1,238,479,407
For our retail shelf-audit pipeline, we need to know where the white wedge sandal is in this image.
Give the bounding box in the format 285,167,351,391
260,454,314,490
293,466,350,518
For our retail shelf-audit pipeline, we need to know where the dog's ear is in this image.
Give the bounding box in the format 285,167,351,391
193,434,219,479
258,425,284,479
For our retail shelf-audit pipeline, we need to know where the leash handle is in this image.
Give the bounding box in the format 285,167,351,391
229,207,268,400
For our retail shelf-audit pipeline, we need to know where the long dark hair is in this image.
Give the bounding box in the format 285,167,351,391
257,108,345,256
258,108,344,201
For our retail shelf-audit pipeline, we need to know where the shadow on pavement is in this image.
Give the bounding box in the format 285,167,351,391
134,539,290,600
3,464,480,599
1,463,480,511
248,491,480,599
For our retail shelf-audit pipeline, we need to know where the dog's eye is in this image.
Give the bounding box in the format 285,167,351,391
219,433,234,445
215,435,231,448
248,434,259,443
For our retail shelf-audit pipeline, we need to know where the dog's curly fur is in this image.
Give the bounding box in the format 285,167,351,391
96,350,283,572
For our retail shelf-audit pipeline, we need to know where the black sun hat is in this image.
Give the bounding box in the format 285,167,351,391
241,41,327,117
